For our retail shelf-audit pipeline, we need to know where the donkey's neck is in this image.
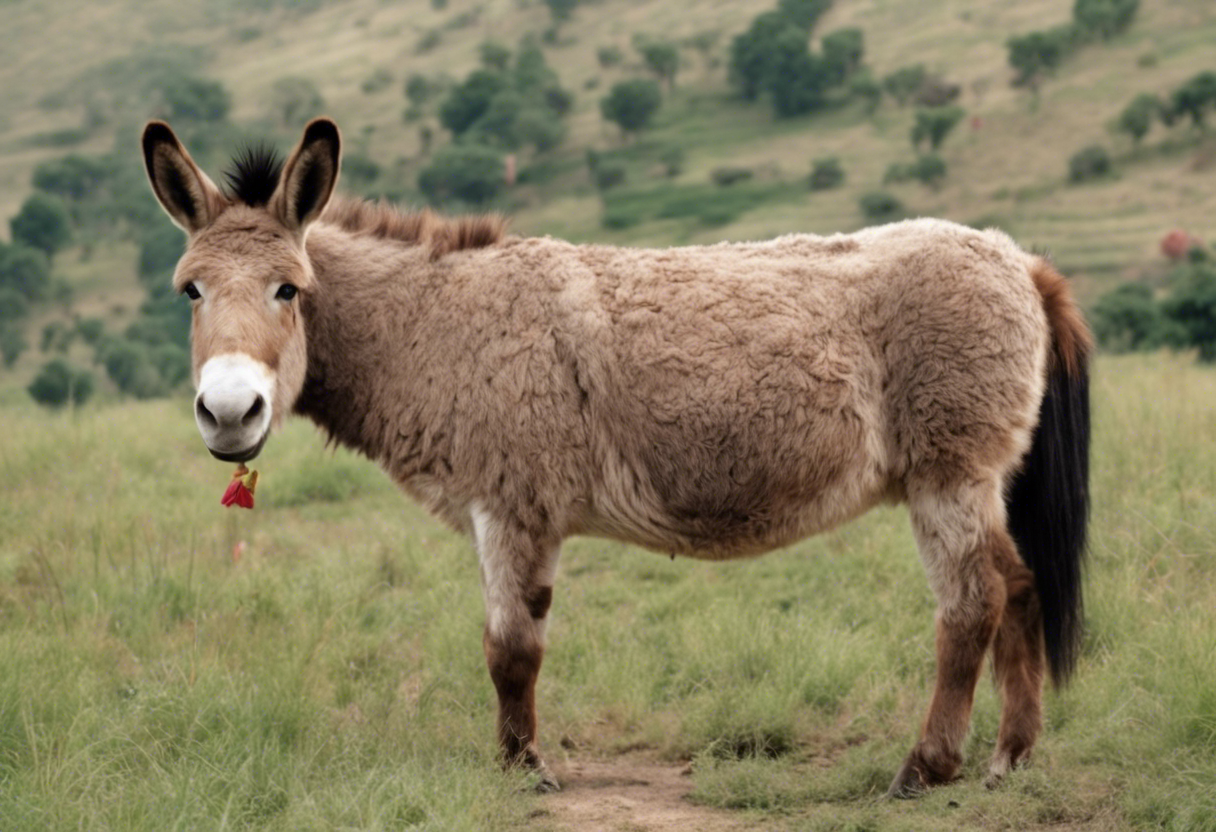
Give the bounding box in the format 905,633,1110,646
291,225,445,472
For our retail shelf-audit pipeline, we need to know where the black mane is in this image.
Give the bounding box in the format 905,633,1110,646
223,142,285,207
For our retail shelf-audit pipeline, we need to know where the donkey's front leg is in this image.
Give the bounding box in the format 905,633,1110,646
470,503,561,792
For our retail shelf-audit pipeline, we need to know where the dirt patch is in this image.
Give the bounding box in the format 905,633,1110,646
540,755,760,832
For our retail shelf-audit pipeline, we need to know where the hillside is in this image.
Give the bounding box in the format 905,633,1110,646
0,0,1214,396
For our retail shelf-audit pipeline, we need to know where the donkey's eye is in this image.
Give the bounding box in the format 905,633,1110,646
183,282,201,300
275,284,298,301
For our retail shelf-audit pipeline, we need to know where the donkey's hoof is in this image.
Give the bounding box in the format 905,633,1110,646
886,758,929,800
530,762,561,794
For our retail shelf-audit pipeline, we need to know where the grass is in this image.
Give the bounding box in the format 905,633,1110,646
2,352,1216,830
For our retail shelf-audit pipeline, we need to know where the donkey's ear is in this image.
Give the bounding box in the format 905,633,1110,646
142,121,224,234
271,118,341,236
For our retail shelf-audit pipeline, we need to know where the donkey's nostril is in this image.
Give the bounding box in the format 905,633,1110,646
196,397,218,429
242,394,265,427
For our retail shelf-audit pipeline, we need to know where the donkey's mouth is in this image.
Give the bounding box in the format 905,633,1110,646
207,432,268,463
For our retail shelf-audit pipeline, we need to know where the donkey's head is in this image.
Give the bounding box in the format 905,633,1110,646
142,119,341,462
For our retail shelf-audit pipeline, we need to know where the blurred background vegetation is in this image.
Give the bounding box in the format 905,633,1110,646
0,0,1214,408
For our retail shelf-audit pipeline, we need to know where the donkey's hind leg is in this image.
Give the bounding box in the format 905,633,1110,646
470,503,562,792
986,541,1044,787
887,477,1007,798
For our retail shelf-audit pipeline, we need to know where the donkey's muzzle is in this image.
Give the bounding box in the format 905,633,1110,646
194,354,276,463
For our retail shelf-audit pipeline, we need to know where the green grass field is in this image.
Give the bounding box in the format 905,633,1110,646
1,352,1214,830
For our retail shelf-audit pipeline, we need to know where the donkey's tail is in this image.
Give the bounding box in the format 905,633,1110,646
1006,258,1093,687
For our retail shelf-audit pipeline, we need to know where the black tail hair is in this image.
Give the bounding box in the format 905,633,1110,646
1005,353,1091,686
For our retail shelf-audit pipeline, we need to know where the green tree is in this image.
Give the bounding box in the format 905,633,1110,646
1117,93,1162,144
1161,261,1216,361
405,73,436,108
883,64,926,105
1167,71,1216,128
766,28,831,117
821,28,863,85
0,325,26,368
0,288,29,324
1091,283,1170,352
1006,26,1076,88
0,243,51,301
600,79,663,136
859,190,904,221
418,144,505,205
479,40,512,72
100,340,166,399
439,70,508,135
28,359,93,408
138,220,185,286
543,0,577,23
1073,0,1138,39
808,157,844,190
639,41,680,89
776,0,833,32
729,12,791,101
1068,144,1111,182
32,155,109,201
910,106,965,151
10,193,71,259
849,71,882,112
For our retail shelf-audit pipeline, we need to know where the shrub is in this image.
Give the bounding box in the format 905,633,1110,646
659,146,686,178
1068,144,1112,182
0,288,29,324
711,167,753,187
1117,93,1162,145
600,79,663,135
808,157,844,190
28,359,93,408
821,28,863,85
1161,261,1216,361
848,72,882,112
0,325,26,368
883,64,926,105
859,190,904,221
638,41,680,88
10,193,71,259
479,40,512,72
100,340,167,399
908,154,947,187
543,0,577,23
910,106,964,151
1166,71,1216,128
1007,26,1077,88
597,46,623,68
0,244,51,301
594,163,627,191
160,74,231,122
1091,283,1170,352
440,70,508,135
1073,0,1138,40
138,221,185,285
418,144,505,206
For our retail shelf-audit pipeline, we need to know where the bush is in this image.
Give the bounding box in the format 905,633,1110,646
808,157,844,190
1007,26,1077,88
138,220,185,285
659,146,685,177
0,243,51,301
1073,0,1138,40
32,155,109,201
418,144,505,206
160,74,231,122
1091,283,1171,352
594,163,627,191
99,340,167,399
0,325,26,368
1117,93,1162,145
28,359,93,408
10,193,71,259
1161,261,1216,362
910,106,964,151
597,46,623,68
638,41,680,88
821,28,863,85
859,190,904,221
440,70,507,135
0,288,29,324
1068,144,1112,182
883,64,926,105
711,166,754,187
600,79,663,135
1166,71,1216,128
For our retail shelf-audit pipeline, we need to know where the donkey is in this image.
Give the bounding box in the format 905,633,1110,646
142,118,1090,797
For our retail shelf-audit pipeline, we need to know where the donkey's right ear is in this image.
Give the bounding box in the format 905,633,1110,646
142,121,225,234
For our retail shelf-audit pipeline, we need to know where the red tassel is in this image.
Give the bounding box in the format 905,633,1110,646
221,464,259,509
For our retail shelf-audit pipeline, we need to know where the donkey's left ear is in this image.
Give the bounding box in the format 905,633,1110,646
272,118,341,236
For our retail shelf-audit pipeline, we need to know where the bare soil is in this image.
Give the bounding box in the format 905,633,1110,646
538,755,761,832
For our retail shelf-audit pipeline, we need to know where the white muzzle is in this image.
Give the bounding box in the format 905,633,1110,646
194,354,275,462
